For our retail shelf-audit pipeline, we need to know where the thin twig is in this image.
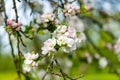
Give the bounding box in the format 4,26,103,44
60,0,64,8
13,0,19,22
20,30,33,40
42,58,54,80
54,58,83,80
54,59,66,80
42,72,48,80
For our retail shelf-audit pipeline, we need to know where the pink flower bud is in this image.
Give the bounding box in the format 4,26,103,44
64,12,69,16
12,22,18,28
7,20,13,26
17,22,22,27
15,26,21,31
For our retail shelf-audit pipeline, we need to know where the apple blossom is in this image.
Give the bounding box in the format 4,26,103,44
40,13,55,23
42,25,85,54
23,52,39,73
63,4,80,16
23,64,31,73
6,19,23,34
99,57,108,69
41,38,56,55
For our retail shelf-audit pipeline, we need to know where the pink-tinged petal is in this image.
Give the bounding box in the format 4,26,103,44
15,26,21,31
17,22,22,26
12,19,16,22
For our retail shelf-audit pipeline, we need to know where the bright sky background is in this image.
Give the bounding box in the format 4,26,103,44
1,0,120,54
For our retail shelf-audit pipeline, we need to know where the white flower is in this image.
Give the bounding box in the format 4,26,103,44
57,35,76,53
99,57,108,69
53,25,68,37
66,38,75,48
31,53,39,60
32,61,38,66
52,24,85,53
23,52,39,73
24,52,39,60
76,32,86,43
40,13,55,23
56,35,75,48
24,59,33,65
64,4,80,16
65,27,76,39
57,25,68,33
23,64,31,73
57,36,68,46
41,38,56,55
11,22,18,28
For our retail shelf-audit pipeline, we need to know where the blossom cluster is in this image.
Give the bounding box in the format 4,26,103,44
63,4,80,16
114,38,120,61
40,13,55,23
41,38,56,55
23,52,39,73
41,25,86,55
6,19,22,34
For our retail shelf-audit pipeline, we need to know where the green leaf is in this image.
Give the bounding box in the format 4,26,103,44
47,23,57,33
100,30,114,43
55,44,60,51
37,29,45,35
13,32,17,37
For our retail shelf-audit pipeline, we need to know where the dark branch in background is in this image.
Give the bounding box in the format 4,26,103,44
60,0,64,8
18,33,26,47
20,30,33,40
1,0,7,23
1,0,22,80
13,0,19,22
42,55,84,80
54,59,66,80
12,0,23,79
54,59,84,80
42,57,54,80
18,0,21,2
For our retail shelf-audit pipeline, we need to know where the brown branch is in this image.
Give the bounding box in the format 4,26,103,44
20,30,33,40
42,58,54,80
60,0,64,8
54,59,67,80
13,0,19,22
12,0,22,79
1,0,22,80
18,32,26,47
54,58,84,80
